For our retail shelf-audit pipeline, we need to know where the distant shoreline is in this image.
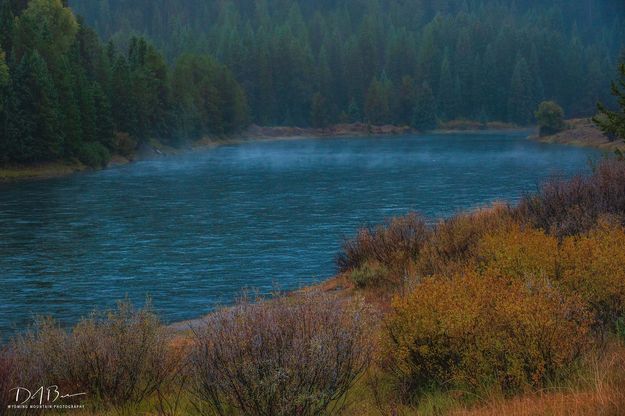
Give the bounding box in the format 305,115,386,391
0,121,526,184
530,118,625,152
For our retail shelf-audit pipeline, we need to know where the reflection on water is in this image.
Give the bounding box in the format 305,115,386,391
0,132,599,334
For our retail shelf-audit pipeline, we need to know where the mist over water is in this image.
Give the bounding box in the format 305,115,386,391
0,133,599,334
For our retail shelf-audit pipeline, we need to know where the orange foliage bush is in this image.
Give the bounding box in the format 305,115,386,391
559,223,625,327
384,274,593,399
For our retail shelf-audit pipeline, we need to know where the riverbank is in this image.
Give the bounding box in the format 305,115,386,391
0,160,89,182
531,118,625,151
0,121,529,184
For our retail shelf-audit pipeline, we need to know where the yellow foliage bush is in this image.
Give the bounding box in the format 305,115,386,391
559,223,625,326
384,273,593,399
476,225,558,280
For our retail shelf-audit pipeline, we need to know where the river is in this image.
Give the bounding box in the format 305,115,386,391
0,132,600,335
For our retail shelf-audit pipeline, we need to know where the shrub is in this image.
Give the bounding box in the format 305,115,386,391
475,225,558,280
559,223,625,327
384,274,593,400
517,159,625,238
337,213,429,273
349,261,389,288
418,203,516,276
189,292,372,416
112,132,138,159
77,141,111,168
535,101,565,136
11,301,175,411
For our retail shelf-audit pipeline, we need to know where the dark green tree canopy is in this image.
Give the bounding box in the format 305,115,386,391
536,101,565,137
68,0,625,127
1,0,248,167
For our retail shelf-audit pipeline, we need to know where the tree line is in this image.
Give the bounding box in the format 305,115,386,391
70,0,625,128
0,0,248,166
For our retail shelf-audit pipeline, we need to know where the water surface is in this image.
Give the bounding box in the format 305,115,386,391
0,132,599,334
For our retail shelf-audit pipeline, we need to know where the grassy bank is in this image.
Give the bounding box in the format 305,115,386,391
0,160,89,183
532,118,625,151
3,158,625,415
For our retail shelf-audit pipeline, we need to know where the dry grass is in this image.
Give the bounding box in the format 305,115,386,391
0,160,87,182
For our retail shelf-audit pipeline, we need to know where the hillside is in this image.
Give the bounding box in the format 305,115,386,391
69,0,625,127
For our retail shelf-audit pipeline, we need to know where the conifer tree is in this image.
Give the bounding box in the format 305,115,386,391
595,60,625,141
310,92,330,128
0,0,14,55
365,76,392,125
437,52,460,120
508,55,535,125
412,82,437,130
347,98,361,123
8,51,63,162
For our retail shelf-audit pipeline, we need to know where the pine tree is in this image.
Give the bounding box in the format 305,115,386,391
110,55,136,135
8,51,63,162
0,0,15,55
437,52,460,120
365,76,391,125
508,55,535,125
0,47,9,161
395,76,417,126
347,98,360,123
594,61,625,141
412,81,437,131
92,81,114,146
310,92,330,128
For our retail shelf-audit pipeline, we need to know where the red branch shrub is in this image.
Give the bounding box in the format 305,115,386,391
189,292,373,416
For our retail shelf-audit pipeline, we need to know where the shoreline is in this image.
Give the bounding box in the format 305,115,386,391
1,122,529,184
530,117,625,151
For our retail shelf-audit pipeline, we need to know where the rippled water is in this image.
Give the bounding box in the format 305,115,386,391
0,132,600,335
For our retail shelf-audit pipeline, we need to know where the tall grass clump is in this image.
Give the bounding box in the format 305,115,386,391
189,292,372,416
517,159,625,238
384,274,593,401
337,213,429,273
10,301,176,412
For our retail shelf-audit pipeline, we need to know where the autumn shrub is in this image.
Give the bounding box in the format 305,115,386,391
11,301,176,411
475,225,558,280
189,292,372,416
337,212,429,272
417,203,516,276
384,274,593,401
558,223,625,328
349,260,390,288
517,159,625,238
